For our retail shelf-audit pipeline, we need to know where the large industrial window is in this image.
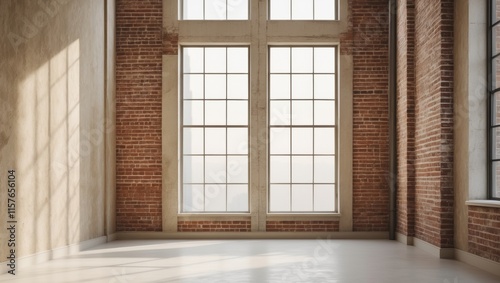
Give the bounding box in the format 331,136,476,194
173,1,346,218
181,47,250,212
488,0,500,200
181,0,249,20
269,46,337,212
269,0,337,20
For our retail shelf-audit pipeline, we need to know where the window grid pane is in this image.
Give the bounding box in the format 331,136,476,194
269,46,337,212
269,0,337,20
182,0,249,20
181,47,250,212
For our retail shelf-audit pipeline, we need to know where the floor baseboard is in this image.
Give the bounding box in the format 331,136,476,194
0,236,108,274
396,234,500,277
412,238,455,259
116,231,390,240
396,232,414,245
396,233,454,259
455,249,500,277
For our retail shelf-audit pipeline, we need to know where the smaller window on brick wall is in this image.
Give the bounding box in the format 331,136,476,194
488,0,500,200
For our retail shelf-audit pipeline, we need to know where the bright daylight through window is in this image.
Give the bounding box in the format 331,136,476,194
269,47,337,212
182,0,249,20
179,1,339,214
270,0,337,20
182,47,250,212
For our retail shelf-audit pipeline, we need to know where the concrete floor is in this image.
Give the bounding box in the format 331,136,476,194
1,239,499,283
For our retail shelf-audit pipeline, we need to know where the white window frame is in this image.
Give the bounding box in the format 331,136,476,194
269,0,339,21
163,0,352,232
180,0,250,20
180,46,251,213
268,46,338,213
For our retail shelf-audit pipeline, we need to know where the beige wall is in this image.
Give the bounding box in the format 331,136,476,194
454,0,488,252
454,0,470,252
0,0,115,265
105,0,117,240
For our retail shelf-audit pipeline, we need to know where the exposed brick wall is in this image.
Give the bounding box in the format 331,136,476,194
413,0,454,248
468,206,500,263
178,221,251,232
114,0,396,233
115,0,163,231
396,0,416,237
348,0,390,232
266,221,339,232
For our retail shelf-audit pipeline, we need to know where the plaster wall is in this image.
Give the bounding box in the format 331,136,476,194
453,0,488,252
0,0,112,267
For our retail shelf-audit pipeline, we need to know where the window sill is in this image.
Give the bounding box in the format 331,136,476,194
466,200,500,209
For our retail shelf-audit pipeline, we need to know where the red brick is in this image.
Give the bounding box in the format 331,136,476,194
116,0,164,231
412,0,454,248
468,206,500,263
178,221,251,232
343,0,391,232
266,221,339,232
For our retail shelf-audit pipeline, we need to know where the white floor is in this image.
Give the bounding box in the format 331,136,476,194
1,239,499,283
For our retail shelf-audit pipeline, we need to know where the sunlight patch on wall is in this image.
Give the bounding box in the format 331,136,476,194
16,39,81,253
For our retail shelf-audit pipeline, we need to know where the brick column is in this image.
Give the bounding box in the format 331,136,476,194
350,0,390,232
413,0,454,248
116,0,163,231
